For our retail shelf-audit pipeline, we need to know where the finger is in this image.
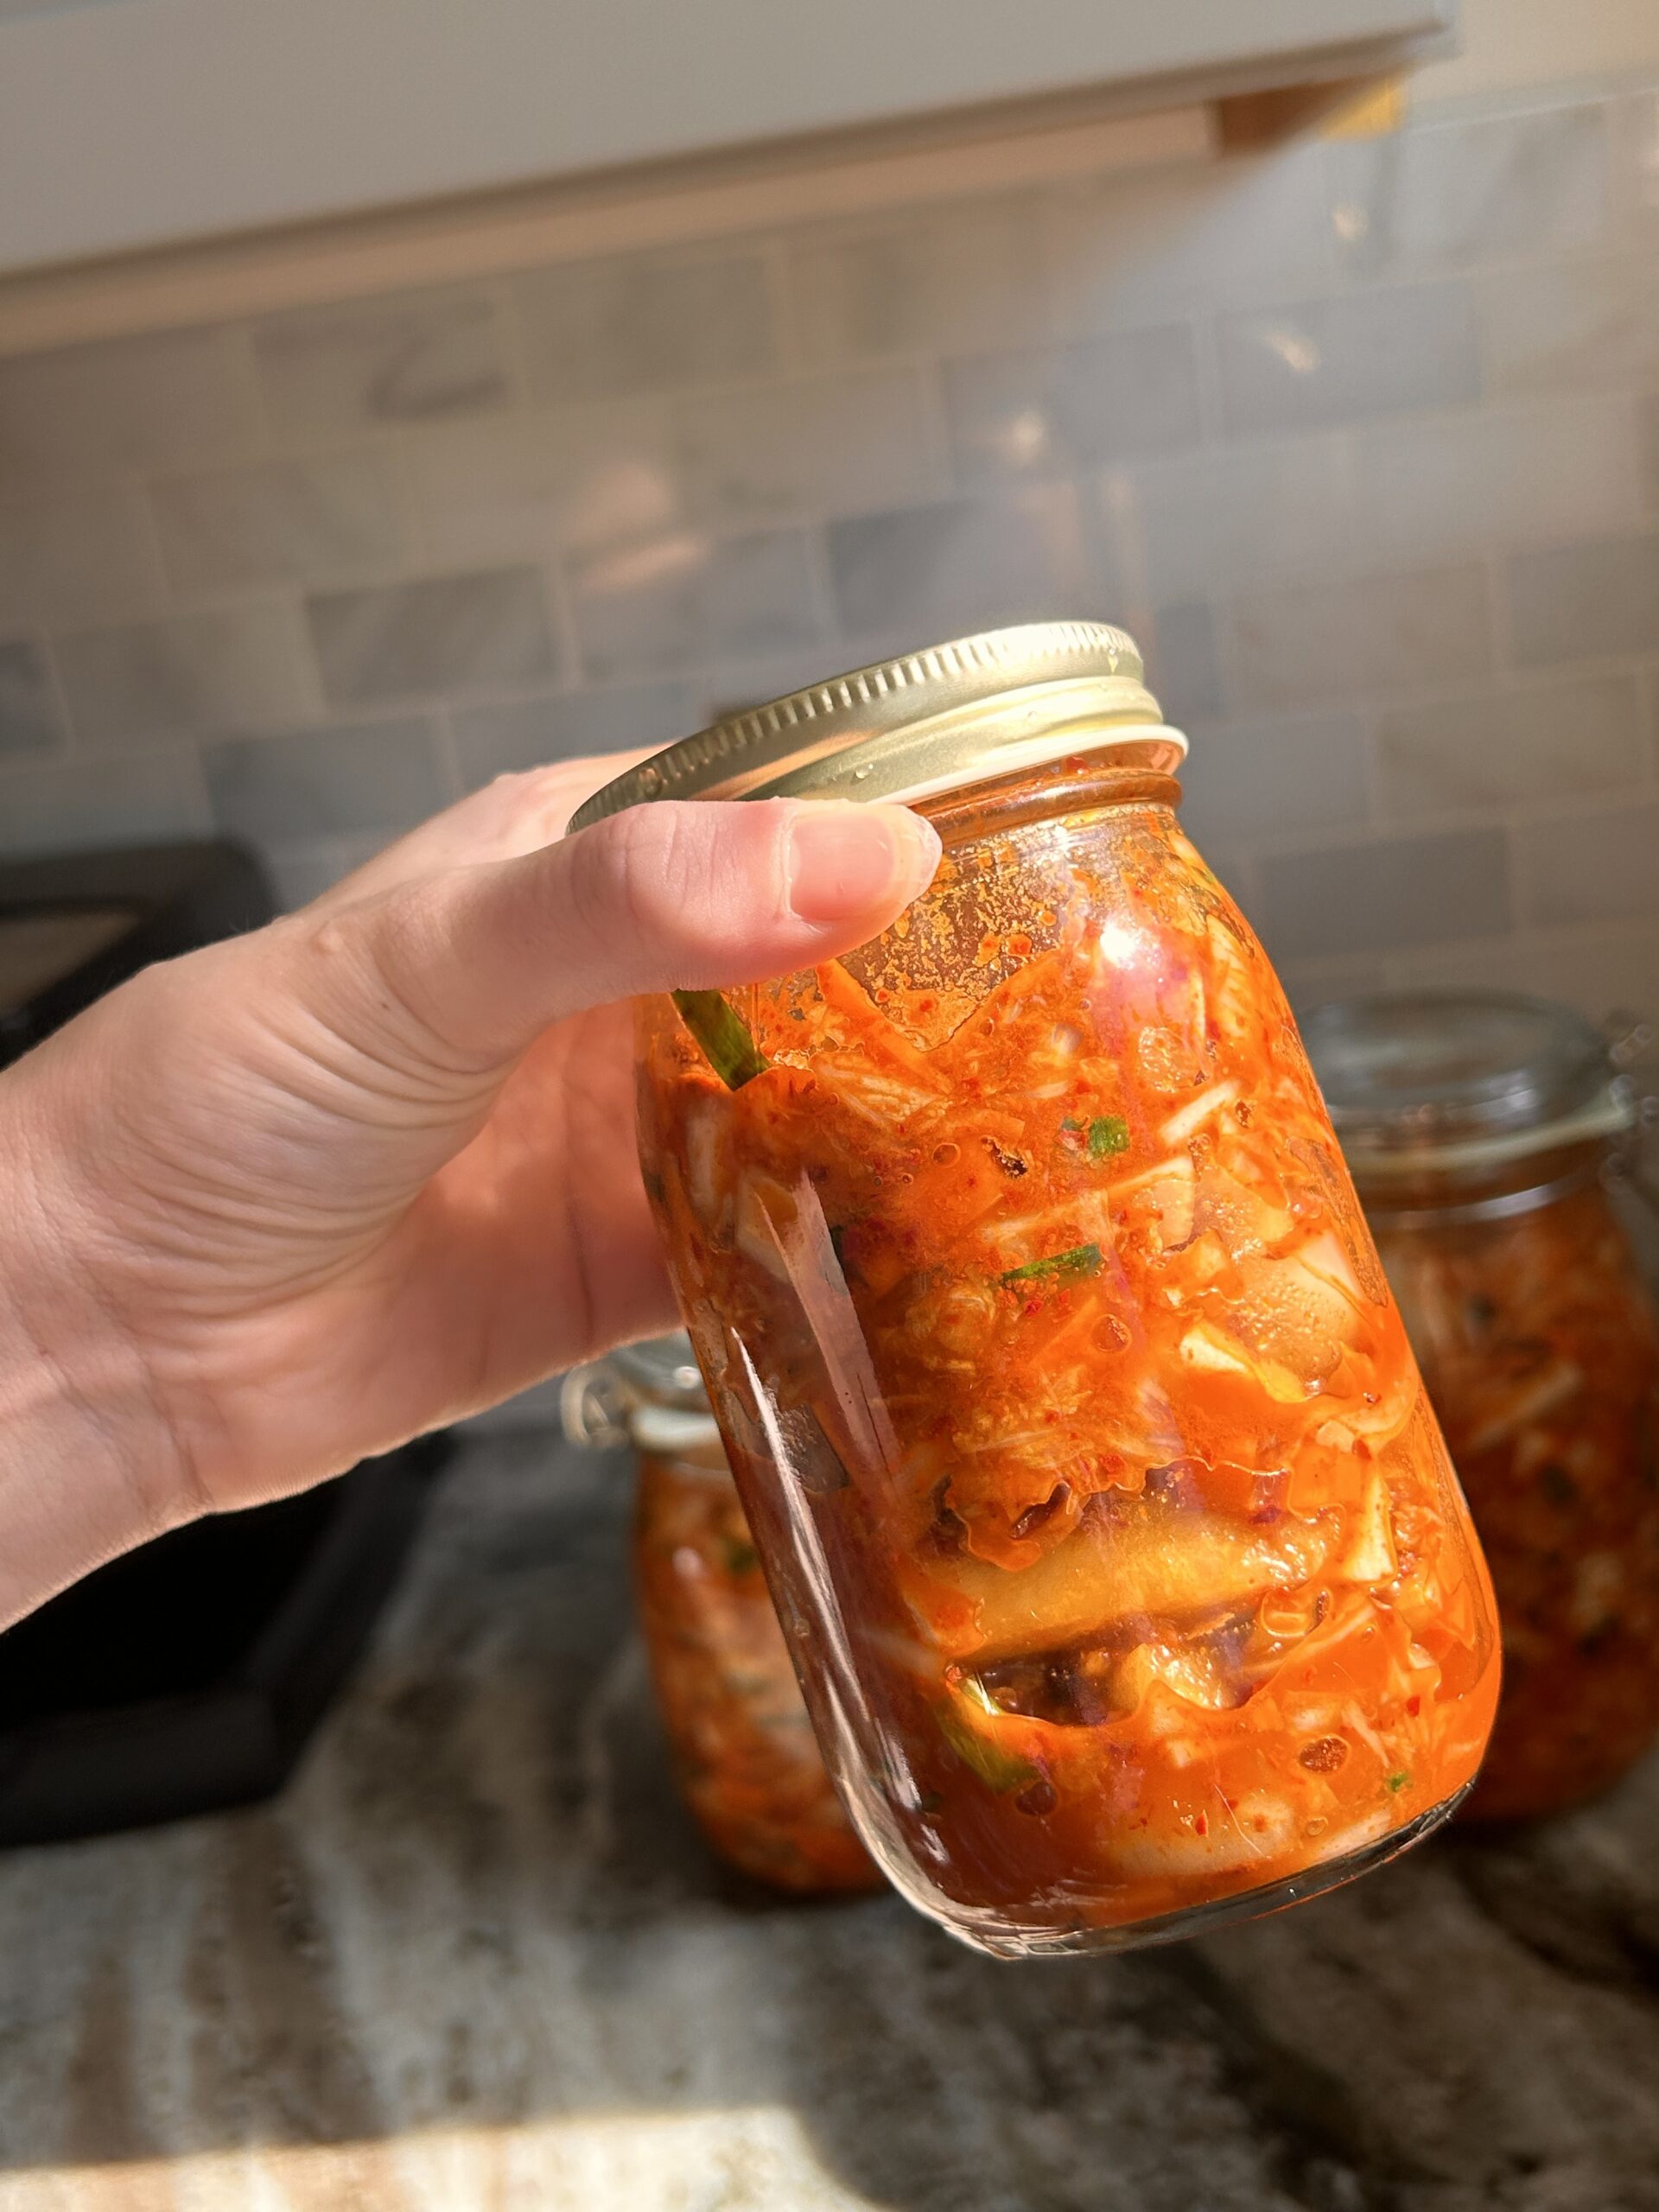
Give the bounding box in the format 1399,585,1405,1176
314,797,942,1071
307,750,658,914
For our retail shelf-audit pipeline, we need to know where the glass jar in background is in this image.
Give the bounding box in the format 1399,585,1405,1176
1304,992,1659,1824
575,623,1500,1957
562,1334,880,1894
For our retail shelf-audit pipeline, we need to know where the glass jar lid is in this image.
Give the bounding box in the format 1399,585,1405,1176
566,622,1185,830
1301,989,1633,1182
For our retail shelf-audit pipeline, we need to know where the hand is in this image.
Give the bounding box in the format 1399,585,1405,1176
0,757,939,1622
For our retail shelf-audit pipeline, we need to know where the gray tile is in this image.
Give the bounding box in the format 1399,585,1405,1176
791,198,1049,365
0,327,257,476
452,683,696,788
1505,533,1659,665
1122,435,1357,602
1255,828,1510,962
1353,398,1643,563
514,251,773,405
1045,147,1335,329
202,719,448,843
0,482,159,629
569,529,819,681
1327,105,1609,279
1479,253,1659,397
827,486,1107,644
0,639,61,754
406,403,680,567
1149,601,1224,724
1375,675,1646,821
1179,715,1370,848
1230,564,1492,711
253,288,513,434
1514,800,1659,927
0,750,210,859
944,330,1201,486
149,450,407,595
55,605,315,747
307,568,556,705
1217,283,1480,439
674,371,937,525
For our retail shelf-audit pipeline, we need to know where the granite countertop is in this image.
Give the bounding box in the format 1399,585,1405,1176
3,1432,1659,2212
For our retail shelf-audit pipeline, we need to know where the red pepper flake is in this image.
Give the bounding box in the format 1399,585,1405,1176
1406,1695,1421,1718
1193,1812,1210,1836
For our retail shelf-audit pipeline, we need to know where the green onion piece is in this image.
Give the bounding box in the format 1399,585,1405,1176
937,1679,1040,1794
1384,1770,1412,1795
1000,1242,1104,1288
720,1537,760,1577
1088,1115,1130,1159
671,988,768,1089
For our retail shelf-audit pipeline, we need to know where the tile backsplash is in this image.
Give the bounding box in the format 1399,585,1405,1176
3,77,1659,1025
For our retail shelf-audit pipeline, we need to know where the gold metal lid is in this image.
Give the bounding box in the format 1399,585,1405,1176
566,620,1184,831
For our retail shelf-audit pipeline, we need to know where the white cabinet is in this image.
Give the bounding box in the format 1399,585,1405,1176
0,0,1457,277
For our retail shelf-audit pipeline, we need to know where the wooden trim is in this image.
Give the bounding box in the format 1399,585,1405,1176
0,99,1217,359
1214,73,1408,148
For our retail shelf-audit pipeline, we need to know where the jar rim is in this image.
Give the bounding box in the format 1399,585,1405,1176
1302,988,1633,1181
565,622,1186,830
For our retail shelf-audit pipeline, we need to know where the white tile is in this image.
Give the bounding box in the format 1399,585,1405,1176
1505,532,1659,666
1217,283,1481,439
451,683,696,787
1179,715,1370,848
0,482,161,628
674,370,938,525
1497,924,1659,1029
513,250,775,404
0,749,210,857
944,331,1201,486
825,486,1109,645
0,327,258,477
1149,601,1224,724
1255,828,1511,962
405,402,679,568
1042,145,1334,330
307,569,556,706
1610,92,1659,239
1327,105,1610,278
1229,565,1492,712
149,450,407,595
1119,434,1357,601
1375,676,1648,822
568,528,821,681
1479,253,1659,397
790,197,1051,365
54,605,316,747
202,719,448,843
254,288,515,433
1354,398,1644,563
1514,799,1659,926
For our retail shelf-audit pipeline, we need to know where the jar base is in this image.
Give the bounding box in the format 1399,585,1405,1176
938,1787,1472,1960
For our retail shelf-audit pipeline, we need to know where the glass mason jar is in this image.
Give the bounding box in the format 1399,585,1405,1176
562,1334,880,1892
1304,991,1659,1823
573,623,1501,1956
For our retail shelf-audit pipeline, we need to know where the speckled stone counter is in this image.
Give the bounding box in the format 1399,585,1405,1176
3,1433,1658,2212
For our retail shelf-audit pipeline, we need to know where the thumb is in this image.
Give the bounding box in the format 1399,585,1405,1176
309,797,941,1071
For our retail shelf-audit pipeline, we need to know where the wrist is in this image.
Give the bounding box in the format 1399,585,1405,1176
0,1070,200,1627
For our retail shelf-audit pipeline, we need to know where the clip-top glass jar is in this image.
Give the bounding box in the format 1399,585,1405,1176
563,1333,880,1892
575,624,1500,1955
1304,991,1659,1822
